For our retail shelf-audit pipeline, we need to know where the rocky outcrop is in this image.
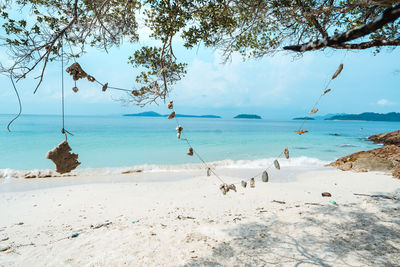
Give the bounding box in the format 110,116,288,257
369,130,400,146
329,145,400,178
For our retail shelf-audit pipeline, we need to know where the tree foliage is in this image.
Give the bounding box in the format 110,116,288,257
0,0,399,105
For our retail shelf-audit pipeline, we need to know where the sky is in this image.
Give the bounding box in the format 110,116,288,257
0,35,399,120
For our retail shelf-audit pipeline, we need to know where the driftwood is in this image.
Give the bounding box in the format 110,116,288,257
272,200,286,204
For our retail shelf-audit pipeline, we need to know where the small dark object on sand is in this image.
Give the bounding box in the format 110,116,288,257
322,192,332,197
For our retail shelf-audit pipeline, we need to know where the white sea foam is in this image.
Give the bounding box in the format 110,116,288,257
0,156,329,179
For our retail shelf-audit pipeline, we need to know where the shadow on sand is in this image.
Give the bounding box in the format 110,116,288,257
183,190,400,266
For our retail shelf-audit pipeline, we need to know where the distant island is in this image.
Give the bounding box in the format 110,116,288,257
123,111,221,118
293,117,315,120
234,114,262,119
326,112,400,122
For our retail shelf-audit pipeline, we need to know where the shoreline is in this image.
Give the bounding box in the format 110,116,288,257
0,167,399,266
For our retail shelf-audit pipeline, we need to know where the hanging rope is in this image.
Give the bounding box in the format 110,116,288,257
7,75,22,132
61,36,73,141
170,108,227,184
248,50,350,181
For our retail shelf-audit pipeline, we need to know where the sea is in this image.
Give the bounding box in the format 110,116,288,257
0,114,399,173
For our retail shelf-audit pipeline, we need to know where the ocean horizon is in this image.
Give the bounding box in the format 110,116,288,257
1,114,399,172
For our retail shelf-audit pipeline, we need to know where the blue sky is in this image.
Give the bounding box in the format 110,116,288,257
0,38,399,120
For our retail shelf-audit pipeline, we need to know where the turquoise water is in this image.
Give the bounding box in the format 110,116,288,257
0,114,399,170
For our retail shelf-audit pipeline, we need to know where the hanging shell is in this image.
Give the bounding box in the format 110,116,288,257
250,178,255,188
207,168,211,176
228,184,237,192
274,160,280,170
220,183,229,195
322,89,331,95
87,75,95,82
332,64,344,80
262,171,269,182
168,112,175,119
187,147,194,156
284,148,290,159
309,108,318,114
241,180,247,188
72,87,79,93
296,130,308,135
102,83,108,92
167,101,173,110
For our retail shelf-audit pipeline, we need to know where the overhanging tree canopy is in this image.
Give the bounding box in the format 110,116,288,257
0,0,399,105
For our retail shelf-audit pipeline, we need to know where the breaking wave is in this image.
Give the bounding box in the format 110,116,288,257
0,156,329,180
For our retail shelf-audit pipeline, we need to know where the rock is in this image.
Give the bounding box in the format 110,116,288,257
321,192,332,197
329,145,400,177
393,165,400,179
338,162,352,171
369,130,400,146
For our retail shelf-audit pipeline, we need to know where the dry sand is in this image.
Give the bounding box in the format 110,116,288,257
0,167,399,266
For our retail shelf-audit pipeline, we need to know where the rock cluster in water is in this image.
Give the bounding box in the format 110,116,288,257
329,130,400,178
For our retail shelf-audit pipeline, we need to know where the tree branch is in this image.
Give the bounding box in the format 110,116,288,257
329,37,400,49
284,4,400,52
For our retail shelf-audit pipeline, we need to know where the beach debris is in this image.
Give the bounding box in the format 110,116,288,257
0,245,10,252
272,200,286,204
91,222,112,229
332,63,344,80
331,200,338,205
131,219,140,224
296,130,308,135
219,183,237,195
321,192,332,197
176,125,183,139
177,215,195,220
102,83,108,92
46,141,81,174
187,147,194,156
262,171,269,182
284,148,290,159
66,62,95,82
322,89,331,95
72,86,79,93
250,178,255,188
24,171,37,179
274,160,281,170
168,111,175,119
207,168,211,176
131,90,139,96
309,108,318,114
71,233,79,238
241,180,247,188
167,101,173,109
1,237,9,242
17,222,24,226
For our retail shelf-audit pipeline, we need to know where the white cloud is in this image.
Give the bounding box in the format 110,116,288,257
377,98,394,106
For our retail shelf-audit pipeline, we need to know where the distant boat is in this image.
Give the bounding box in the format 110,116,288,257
234,114,262,119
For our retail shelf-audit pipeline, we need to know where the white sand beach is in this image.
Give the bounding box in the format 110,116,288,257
1,166,400,266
